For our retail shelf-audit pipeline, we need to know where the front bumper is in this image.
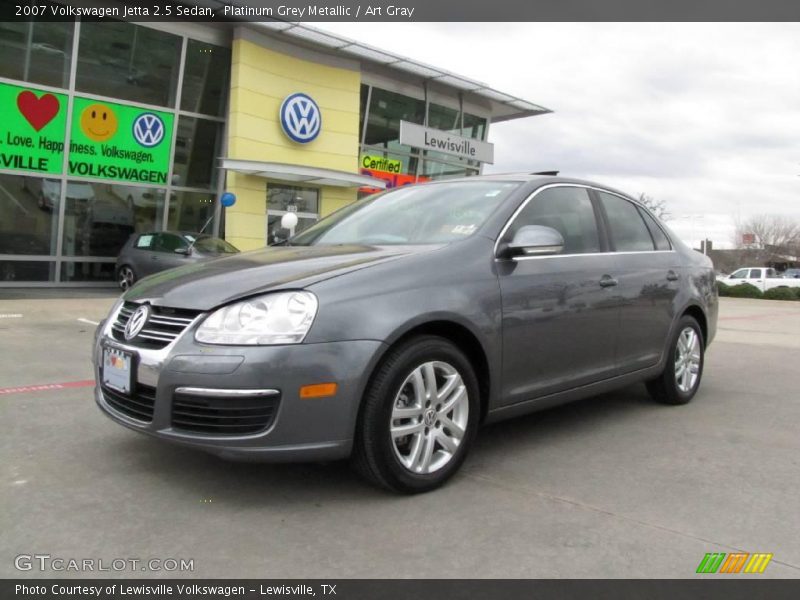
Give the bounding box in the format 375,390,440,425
92,309,385,462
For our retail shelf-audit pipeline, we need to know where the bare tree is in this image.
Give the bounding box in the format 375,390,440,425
734,214,800,264
638,193,670,220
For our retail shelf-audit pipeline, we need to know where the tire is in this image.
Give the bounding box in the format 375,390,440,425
352,335,480,494
646,315,705,405
117,265,137,291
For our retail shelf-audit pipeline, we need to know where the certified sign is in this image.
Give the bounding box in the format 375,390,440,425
280,93,321,143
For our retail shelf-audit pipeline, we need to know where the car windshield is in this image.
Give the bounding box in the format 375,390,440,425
183,234,238,254
289,180,521,246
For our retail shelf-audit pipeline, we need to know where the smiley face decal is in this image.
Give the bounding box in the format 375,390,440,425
80,103,118,142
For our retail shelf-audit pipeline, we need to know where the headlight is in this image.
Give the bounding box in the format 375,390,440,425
195,291,318,345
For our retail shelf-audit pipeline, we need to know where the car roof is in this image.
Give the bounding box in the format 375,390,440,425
420,173,641,206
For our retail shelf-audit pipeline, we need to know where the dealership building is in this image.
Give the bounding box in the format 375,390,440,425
0,7,550,286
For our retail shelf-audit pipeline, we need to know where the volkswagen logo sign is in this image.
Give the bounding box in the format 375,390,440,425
279,93,321,143
124,305,150,341
132,113,165,148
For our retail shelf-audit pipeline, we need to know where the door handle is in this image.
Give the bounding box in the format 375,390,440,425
599,275,618,288
667,271,679,281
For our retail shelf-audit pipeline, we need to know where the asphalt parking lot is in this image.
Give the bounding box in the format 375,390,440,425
1,293,798,578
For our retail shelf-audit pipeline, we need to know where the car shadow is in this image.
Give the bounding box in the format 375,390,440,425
108,383,658,504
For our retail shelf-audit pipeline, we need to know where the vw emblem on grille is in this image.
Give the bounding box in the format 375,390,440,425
124,305,150,340
279,93,321,143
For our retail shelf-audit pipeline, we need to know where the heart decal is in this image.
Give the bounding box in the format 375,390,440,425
17,91,60,132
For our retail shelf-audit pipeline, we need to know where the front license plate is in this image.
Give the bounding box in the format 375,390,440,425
102,347,134,394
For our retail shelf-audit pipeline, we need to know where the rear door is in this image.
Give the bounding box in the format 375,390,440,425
595,190,679,373
497,185,620,405
747,268,766,291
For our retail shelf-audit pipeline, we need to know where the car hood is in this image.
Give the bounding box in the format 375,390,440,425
125,244,440,310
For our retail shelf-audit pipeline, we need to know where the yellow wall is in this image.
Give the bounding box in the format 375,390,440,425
224,35,361,250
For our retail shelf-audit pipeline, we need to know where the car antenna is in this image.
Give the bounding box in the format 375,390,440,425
532,170,559,176
186,214,214,254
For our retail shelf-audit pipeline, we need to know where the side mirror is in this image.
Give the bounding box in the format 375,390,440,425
500,225,564,258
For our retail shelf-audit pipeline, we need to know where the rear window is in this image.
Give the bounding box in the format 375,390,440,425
597,191,655,252
638,208,671,251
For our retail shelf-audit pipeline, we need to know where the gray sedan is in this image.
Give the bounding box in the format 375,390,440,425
93,175,717,493
115,231,239,290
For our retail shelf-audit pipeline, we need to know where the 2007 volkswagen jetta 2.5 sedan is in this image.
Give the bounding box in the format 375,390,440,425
93,175,717,493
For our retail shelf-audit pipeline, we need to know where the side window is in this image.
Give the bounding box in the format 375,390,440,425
506,186,600,254
749,269,762,279
731,269,748,279
154,233,188,253
638,208,671,251
597,191,655,252
134,234,154,249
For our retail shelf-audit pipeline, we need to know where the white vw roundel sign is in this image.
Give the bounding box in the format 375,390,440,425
132,113,165,148
279,93,322,143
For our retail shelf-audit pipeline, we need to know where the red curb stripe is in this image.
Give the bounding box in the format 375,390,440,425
0,380,95,396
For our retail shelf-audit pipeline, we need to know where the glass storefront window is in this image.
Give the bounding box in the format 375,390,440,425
61,181,163,257
180,40,230,117
166,190,216,233
61,261,115,282
421,158,477,179
0,174,58,255
0,17,73,89
172,117,222,188
428,103,460,132
364,87,425,154
267,184,320,214
1,260,55,282
462,113,487,140
267,184,319,244
76,21,181,108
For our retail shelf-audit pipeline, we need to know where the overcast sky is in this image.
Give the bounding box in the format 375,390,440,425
316,23,800,248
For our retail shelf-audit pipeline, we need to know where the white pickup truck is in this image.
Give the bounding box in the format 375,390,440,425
718,267,800,292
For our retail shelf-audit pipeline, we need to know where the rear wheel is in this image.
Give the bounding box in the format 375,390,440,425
117,265,136,291
646,315,704,405
352,335,480,493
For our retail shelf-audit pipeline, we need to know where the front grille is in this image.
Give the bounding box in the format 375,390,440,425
171,392,280,436
111,302,202,349
101,383,157,423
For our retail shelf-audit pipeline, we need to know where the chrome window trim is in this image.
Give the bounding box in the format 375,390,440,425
494,183,677,260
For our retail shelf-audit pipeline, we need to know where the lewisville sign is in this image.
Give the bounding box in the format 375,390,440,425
0,82,173,185
399,120,494,164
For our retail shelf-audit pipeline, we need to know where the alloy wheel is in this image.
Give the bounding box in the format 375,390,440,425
674,326,701,394
390,360,469,474
119,267,135,290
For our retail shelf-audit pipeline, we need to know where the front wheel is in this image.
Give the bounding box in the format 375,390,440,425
646,315,705,405
352,335,480,493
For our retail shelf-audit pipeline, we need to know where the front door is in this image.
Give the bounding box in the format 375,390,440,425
497,185,620,406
